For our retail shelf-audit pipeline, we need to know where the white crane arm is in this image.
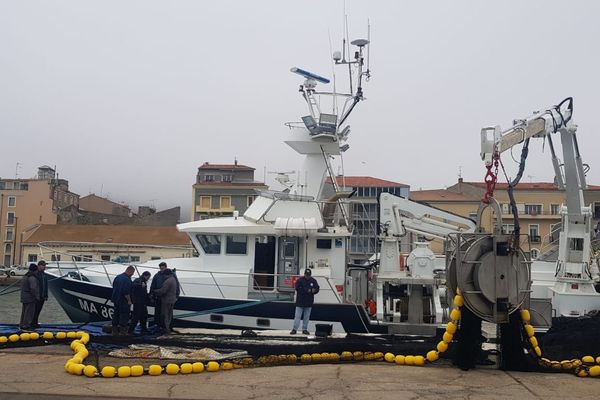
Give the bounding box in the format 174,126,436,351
480,104,573,166
379,193,476,241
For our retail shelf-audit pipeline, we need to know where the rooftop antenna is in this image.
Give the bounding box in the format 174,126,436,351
15,162,22,179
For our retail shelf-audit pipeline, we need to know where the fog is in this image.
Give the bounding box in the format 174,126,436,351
1,1,599,221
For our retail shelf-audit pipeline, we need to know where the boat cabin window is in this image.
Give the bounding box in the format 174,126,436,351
197,234,222,254
283,241,296,258
226,235,247,255
316,239,332,249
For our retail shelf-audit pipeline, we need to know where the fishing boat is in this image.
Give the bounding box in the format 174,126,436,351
49,36,407,334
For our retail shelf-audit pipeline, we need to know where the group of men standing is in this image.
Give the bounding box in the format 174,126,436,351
19,260,48,331
20,259,320,337
110,261,180,336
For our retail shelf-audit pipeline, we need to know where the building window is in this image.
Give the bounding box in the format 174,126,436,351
524,204,542,216
3,244,11,266
197,234,221,254
130,256,140,262
594,202,600,219
247,196,255,207
220,196,231,209
222,175,233,182
204,175,215,182
28,254,38,262
529,224,540,243
101,255,111,261
5,228,13,242
551,204,561,215
150,256,161,260
6,212,15,226
51,254,61,261
7,196,16,207
531,248,540,260
200,196,212,209
226,235,247,255
502,224,515,234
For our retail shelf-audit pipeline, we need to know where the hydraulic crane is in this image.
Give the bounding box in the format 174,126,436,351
452,97,600,323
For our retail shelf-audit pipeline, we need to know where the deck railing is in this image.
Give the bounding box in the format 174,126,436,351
38,243,342,303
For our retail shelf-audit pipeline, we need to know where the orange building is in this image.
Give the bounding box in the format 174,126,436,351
0,166,79,266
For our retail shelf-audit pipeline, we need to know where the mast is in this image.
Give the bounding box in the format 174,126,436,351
284,36,371,202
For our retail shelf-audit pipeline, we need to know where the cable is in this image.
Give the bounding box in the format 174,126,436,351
499,137,531,248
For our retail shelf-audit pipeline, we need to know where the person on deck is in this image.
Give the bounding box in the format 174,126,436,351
20,264,41,331
128,271,151,334
149,262,180,329
32,260,48,329
111,265,135,336
290,268,319,335
152,268,178,333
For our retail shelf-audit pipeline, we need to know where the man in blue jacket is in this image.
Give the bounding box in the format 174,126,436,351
290,269,319,335
111,265,135,336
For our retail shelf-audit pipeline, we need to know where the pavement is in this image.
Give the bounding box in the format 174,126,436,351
0,345,599,400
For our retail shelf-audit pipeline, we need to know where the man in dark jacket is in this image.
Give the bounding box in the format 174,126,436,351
20,264,41,331
111,265,135,335
128,271,151,334
290,269,319,335
32,260,48,329
149,262,180,329
152,268,178,333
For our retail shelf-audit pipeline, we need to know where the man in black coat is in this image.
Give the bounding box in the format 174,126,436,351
128,271,151,334
32,260,48,329
149,262,180,329
20,264,41,331
290,269,319,335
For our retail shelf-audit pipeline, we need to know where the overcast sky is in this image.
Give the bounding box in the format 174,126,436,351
1,1,599,221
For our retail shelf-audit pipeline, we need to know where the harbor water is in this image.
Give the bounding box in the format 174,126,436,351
0,286,70,325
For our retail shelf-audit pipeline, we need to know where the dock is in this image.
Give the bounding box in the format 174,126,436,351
0,276,20,287
1,341,598,400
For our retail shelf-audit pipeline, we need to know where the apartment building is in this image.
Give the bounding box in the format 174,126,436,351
0,166,79,266
323,176,411,264
410,178,600,256
192,161,268,221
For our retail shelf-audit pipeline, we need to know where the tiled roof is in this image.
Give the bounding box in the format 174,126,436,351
326,176,409,188
410,189,480,202
80,194,130,210
198,163,255,171
463,181,600,191
194,181,267,187
24,225,190,246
